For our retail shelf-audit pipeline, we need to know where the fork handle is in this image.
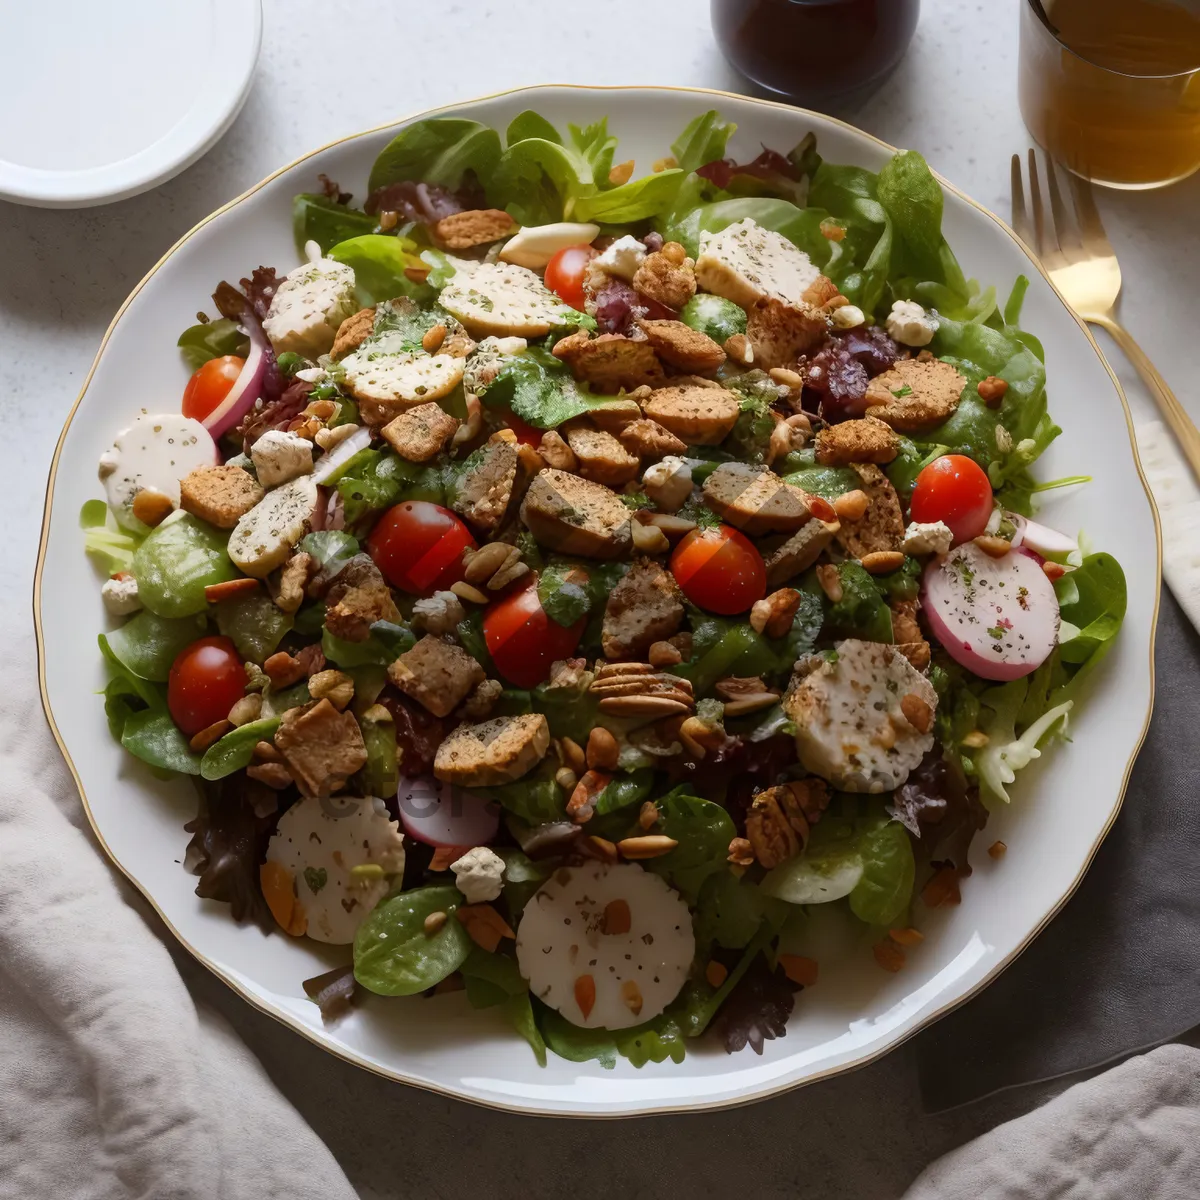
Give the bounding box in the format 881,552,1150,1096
1088,313,1200,486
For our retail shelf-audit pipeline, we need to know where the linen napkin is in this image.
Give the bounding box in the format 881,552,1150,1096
0,628,358,1200
915,584,1200,1110
905,1043,1200,1199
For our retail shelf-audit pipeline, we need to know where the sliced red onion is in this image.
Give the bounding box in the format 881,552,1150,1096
397,777,500,847
204,317,268,439
1009,514,1078,558
311,426,372,485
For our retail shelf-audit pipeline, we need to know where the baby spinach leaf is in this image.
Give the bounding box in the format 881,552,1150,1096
504,993,548,1067
592,770,654,817
327,234,431,307
105,610,206,682
368,118,502,196
460,946,528,1011
1055,553,1127,666
292,193,377,256
848,815,916,928
537,1004,618,1069
643,788,736,903
493,848,550,919
474,761,566,827
321,622,414,670
693,871,786,951
357,707,399,798
353,885,472,996
670,110,736,174
200,718,281,781
215,592,293,662
133,516,238,619
176,317,248,369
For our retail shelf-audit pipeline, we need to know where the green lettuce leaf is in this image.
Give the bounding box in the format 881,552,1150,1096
670,110,736,174
368,118,502,196
105,610,206,682
292,193,377,256
176,317,248,369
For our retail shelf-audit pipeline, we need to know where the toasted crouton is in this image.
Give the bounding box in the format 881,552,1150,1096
864,358,966,432
764,519,841,586
587,399,645,433
451,437,519,532
835,464,906,559
388,635,487,718
275,699,367,797
331,307,375,360
631,243,697,311
551,331,664,393
380,402,460,462
745,296,829,370
602,560,684,659
565,427,640,487
641,385,740,446
618,418,687,461
702,462,816,535
815,416,901,466
179,465,264,529
637,320,725,374
433,713,551,787
324,554,401,642
433,209,517,250
521,469,631,559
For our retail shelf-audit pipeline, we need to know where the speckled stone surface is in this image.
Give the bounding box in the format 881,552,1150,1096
7,1,1198,1196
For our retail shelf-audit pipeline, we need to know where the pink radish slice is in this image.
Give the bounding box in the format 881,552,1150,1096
923,541,1060,681
312,426,372,485
397,777,500,847
1009,514,1078,558
203,319,268,439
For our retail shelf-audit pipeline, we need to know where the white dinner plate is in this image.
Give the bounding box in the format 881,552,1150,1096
35,86,1159,1116
0,0,261,208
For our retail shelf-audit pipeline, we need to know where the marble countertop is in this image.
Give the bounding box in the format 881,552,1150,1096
6,0,1197,1195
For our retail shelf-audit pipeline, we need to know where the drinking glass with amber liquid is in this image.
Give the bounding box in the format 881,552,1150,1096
1019,0,1200,188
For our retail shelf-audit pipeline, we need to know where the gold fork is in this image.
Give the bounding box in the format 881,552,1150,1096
1010,149,1200,483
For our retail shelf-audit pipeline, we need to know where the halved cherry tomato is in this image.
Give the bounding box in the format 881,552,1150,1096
544,244,597,311
367,501,476,594
182,355,244,422
483,577,585,688
168,636,245,737
670,524,766,615
909,454,994,545
503,409,543,447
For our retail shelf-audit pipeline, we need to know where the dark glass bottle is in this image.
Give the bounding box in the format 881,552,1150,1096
712,0,922,106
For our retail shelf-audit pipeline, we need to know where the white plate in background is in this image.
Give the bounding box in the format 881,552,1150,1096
36,86,1158,1115
0,0,261,207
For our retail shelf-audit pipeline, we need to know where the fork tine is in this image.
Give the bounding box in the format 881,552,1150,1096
1027,149,1053,257
1066,171,1115,256
1010,153,1033,245
1044,152,1084,257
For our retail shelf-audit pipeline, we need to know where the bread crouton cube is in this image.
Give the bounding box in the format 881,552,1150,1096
602,560,684,659
380,402,460,462
565,426,640,487
815,416,900,466
450,437,519,532
551,331,664,393
835,464,906,559
640,385,741,446
274,699,367,797
764,519,841,586
864,358,966,432
745,296,829,370
324,554,402,642
702,462,816,535
179,465,264,529
618,418,687,461
433,209,517,250
520,469,632,559
387,635,486,718
637,319,725,374
433,713,551,787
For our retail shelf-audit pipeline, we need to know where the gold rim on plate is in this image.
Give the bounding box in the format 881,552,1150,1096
32,84,1162,1117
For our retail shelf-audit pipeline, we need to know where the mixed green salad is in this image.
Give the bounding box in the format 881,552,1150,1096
85,109,1127,1067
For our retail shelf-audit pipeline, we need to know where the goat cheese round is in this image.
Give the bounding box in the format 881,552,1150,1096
265,794,405,944
783,639,938,793
97,413,217,530
262,257,357,359
516,862,695,1031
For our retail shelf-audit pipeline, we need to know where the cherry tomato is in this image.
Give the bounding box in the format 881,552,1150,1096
168,636,245,737
544,244,597,311
909,454,994,545
182,355,244,422
483,577,585,688
367,501,476,594
670,524,766,615
503,409,543,447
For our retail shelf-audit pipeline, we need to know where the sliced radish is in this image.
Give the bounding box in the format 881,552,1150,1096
397,776,500,847
923,541,1060,681
1009,514,1078,559
311,426,372,485
203,318,268,439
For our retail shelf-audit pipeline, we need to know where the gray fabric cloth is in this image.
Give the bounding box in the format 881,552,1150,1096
905,1044,1200,1199
916,588,1200,1110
